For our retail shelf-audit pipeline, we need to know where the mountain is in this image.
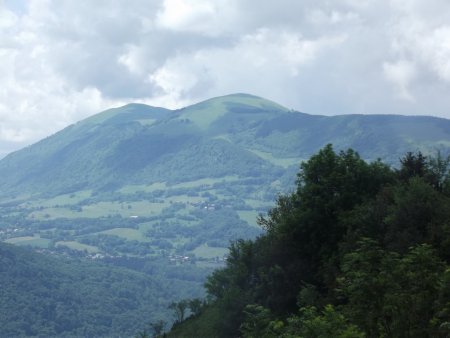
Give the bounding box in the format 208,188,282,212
1,93,449,197
1,94,450,336
1,93,450,263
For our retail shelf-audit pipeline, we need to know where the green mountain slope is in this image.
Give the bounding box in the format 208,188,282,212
0,242,202,337
1,93,449,197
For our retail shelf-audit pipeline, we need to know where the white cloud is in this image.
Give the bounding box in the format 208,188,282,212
0,5,17,29
421,26,450,82
385,0,450,84
307,8,361,26
156,0,238,36
148,29,346,106
148,60,202,108
383,60,417,101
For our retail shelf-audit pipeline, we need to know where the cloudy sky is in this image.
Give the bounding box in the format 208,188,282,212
1,0,450,157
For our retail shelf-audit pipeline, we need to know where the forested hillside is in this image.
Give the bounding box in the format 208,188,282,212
167,145,450,338
0,242,204,337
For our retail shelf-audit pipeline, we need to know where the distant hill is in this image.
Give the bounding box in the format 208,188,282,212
1,93,449,197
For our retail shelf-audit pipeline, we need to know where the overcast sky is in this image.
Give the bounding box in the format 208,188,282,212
1,0,450,157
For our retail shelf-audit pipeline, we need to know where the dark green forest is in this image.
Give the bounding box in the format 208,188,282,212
0,242,206,337
166,145,450,338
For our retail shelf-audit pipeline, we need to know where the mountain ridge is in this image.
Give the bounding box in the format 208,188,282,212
1,93,450,198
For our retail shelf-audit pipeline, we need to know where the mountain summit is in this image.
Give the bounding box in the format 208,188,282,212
0,93,449,197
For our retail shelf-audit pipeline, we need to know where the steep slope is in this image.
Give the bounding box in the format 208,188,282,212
0,104,172,195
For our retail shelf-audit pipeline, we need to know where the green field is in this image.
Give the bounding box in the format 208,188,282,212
28,207,83,219
28,190,93,208
237,210,260,227
28,200,169,219
248,149,301,168
177,99,229,129
171,176,240,189
136,118,156,126
118,182,167,194
138,221,158,233
56,241,99,253
5,236,50,248
193,244,228,259
176,94,287,129
98,228,147,241
245,198,273,209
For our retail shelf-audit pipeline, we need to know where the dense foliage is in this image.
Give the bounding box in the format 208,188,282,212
168,145,450,338
0,243,203,337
